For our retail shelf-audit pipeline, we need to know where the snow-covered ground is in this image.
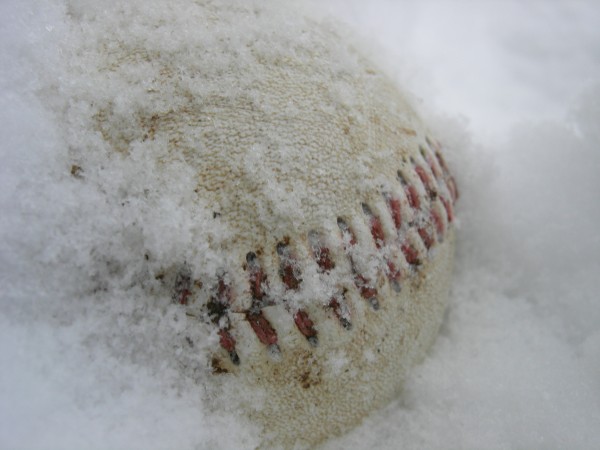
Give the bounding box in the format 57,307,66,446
1,1,599,449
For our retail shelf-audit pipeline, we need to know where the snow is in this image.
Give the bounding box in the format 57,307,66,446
1,0,600,449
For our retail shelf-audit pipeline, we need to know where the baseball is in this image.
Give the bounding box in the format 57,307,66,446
62,1,458,447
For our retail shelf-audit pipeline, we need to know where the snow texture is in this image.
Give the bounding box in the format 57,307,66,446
1,0,599,449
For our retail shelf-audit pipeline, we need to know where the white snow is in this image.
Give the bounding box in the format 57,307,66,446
1,1,600,449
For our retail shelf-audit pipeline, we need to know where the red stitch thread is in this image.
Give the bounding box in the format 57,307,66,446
447,176,459,202
218,329,236,353
384,193,403,231
355,274,377,299
398,171,422,210
418,226,435,250
427,154,443,180
328,296,352,329
216,277,230,301
246,311,279,346
362,203,385,249
421,144,443,180
207,274,240,365
364,202,403,291
435,150,450,174
280,263,301,290
173,267,192,305
440,196,454,223
406,184,421,209
414,164,437,200
294,310,318,346
309,232,352,329
277,242,302,290
247,252,267,301
401,240,421,266
337,218,379,310
179,289,191,305
431,208,445,239
386,260,402,292
277,242,319,344
316,247,335,272
308,231,336,273
245,252,280,351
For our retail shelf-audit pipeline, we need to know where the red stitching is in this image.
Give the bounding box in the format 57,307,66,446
418,226,435,250
414,164,437,200
293,310,318,346
177,138,458,363
218,328,236,353
277,242,302,290
328,295,352,330
401,239,421,266
384,193,403,231
277,242,319,345
308,231,336,272
398,171,422,210
206,274,240,364
385,260,402,292
363,202,403,291
362,204,385,249
440,196,454,223
173,266,192,305
246,311,279,346
247,252,268,302
244,252,280,349
422,143,443,180
309,231,353,329
447,176,459,202
432,208,445,238
435,150,450,174
338,217,379,310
